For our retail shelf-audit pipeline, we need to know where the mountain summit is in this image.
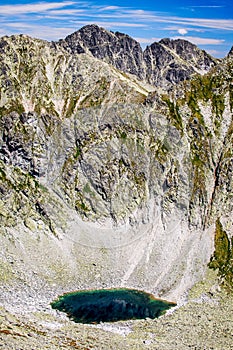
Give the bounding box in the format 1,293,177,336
58,24,217,89
59,24,146,79
0,24,233,349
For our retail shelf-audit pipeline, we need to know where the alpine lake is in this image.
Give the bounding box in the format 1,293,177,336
51,288,176,324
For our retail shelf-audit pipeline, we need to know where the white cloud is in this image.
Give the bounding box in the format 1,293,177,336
206,49,221,55
191,5,224,8
4,22,35,29
166,26,204,33
178,28,188,35
134,34,225,48
49,9,85,15
71,20,148,28
0,1,75,14
0,1,231,58
122,10,233,31
2,22,76,40
173,36,225,45
171,17,233,31
101,6,121,11
1,3,232,32
134,37,160,44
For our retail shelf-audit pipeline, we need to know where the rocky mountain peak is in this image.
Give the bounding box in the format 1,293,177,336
62,24,115,53
160,37,199,51
143,38,216,88
159,37,216,70
59,24,145,79
228,45,233,58
58,24,217,89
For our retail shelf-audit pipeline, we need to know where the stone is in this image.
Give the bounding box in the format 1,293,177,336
0,25,232,349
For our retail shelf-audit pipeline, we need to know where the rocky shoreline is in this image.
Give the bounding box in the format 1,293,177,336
1,269,233,349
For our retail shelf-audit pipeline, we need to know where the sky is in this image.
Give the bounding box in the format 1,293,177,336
0,0,232,57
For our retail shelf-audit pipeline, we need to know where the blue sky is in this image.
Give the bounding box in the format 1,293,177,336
0,0,232,57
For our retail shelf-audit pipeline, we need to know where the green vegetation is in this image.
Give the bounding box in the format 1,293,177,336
74,145,82,159
0,261,14,282
185,67,231,135
120,131,127,139
0,161,57,235
0,100,25,116
40,111,59,135
158,64,232,226
161,94,183,133
79,78,110,108
64,96,79,118
208,219,233,290
154,139,170,163
83,182,94,195
75,199,90,216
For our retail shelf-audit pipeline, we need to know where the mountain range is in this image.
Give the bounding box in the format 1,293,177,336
0,24,233,349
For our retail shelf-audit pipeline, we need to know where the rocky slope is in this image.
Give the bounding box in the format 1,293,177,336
0,270,233,349
144,37,216,88
0,25,233,349
59,24,146,80
59,25,217,89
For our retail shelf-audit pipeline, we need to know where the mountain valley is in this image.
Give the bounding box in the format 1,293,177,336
0,25,233,349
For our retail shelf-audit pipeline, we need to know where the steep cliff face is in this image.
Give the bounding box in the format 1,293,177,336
59,25,216,89
0,28,232,305
228,45,233,58
144,38,216,88
59,24,146,79
0,33,148,237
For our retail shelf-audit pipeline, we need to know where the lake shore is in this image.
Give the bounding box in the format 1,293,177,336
0,269,233,349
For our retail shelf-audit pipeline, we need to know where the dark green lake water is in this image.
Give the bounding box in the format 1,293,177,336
51,288,176,323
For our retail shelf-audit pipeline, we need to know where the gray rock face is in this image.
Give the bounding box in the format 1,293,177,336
58,25,216,89
0,29,232,303
144,38,216,88
59,24,146,79
159,38,215,70
228,45,233,58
